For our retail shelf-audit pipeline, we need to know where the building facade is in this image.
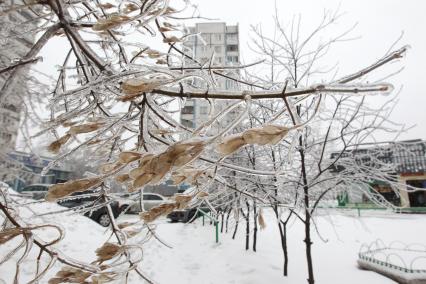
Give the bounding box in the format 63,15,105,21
181,22,240,129
2,151,73,191
0,0,38,150
331,139,426,208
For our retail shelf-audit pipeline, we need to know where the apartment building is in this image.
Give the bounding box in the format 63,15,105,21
181,22,240,129
0,0,37,150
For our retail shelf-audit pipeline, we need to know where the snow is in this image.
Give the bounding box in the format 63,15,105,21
2,184,426,284
129,209,426,284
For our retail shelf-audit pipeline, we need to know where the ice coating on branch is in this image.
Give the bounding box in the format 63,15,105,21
312,83,395,96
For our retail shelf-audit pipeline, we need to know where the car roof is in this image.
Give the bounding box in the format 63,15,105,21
24,184,52,187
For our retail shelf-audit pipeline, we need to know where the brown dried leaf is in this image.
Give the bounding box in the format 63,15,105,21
123,3,138,13
146,49,162,58
95,242,121,262
115,174,130,183
132,173,154,189
0,228,24,244
163,36,181,43
159,26,174,32
242,125,289,145
149,154,173,184
217,134,246,155
163,22,176,28
156,59,167,65
92,14,131,31
171,173,187,185
140,203,176,223
172,194,192,210
118,151,142,164
99,162,122,174
197,191,209,198
121,77,163,95
68,122,105,135
45,177,101,201
47,134,71,154
98,2,115,9
48,267,91,284
173,143,204,168
258,209,266,230
61,120,79,127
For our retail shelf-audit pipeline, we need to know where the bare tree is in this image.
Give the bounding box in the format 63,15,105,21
0,0,408,283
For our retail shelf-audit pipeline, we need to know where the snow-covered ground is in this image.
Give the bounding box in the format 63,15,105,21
132,210,426,284
1,187,426,284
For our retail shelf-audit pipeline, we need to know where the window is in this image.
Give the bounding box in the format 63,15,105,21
214,46,222,53
226,56,239,63
227,33,238,41
143,194,162,201
200,106,209,115
226,45,238,52
181,119,194,128
213,34,222,41
181,106,194,114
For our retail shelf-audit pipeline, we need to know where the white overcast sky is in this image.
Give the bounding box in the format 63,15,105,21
34,0,426,143
188,0,426,141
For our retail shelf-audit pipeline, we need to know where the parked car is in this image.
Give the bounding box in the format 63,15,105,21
118,193,167,214
18,184,51,200
17,184,121,227
57,191,122,227
167,207,211,223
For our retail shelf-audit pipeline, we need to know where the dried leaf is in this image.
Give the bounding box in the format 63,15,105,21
95,242,121,262
118,151,142,164
258,209,266,229
159,27,174,32
217,134,246,155
242,125,289,145
121,77,163,96
140,203,176,223
115,174,130,183
68,122,104,135
92,14,131,31
132,173,154,189
98,2,115,9
99,162,122,174
0,228,24,244
197,191,209,198
47,134,71,154
146,49,162,58
156,59,167,65
163,36,181,43
123,3,138,13
45,177,101,201
172,194,192,209
48,267,91,284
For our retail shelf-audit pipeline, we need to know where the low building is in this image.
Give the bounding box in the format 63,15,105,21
331,139,426,208
1,151,73,191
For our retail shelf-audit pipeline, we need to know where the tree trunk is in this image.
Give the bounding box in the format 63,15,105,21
225,206,232,233
244,202,250,250
299,132,315,284
221,209,225,233
232,209,239,240
252,200,258,252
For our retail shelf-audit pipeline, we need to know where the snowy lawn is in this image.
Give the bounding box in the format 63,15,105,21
131,209,426,284
2,197,426,284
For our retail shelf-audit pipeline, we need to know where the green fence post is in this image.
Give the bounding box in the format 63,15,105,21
202,214,205,226
357,208,360,217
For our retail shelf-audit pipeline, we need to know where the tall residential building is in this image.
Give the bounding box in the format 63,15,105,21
0,0,37,150
181,22,240,129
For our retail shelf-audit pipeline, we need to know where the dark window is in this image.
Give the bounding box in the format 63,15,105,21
143,194,162,201
226,45,238,52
